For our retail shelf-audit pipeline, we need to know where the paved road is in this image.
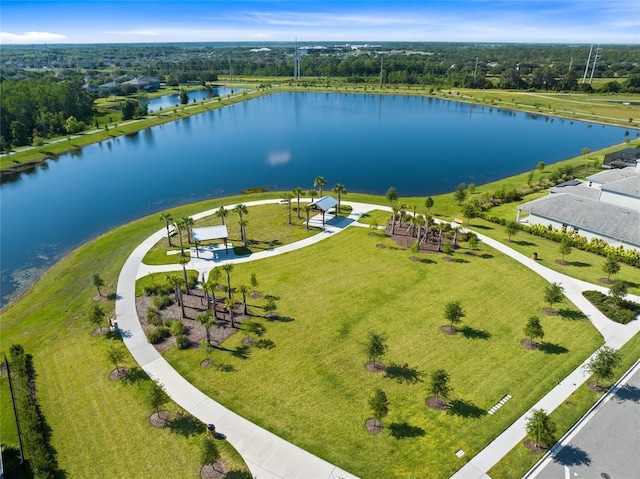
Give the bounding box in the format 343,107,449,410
525,360,640,479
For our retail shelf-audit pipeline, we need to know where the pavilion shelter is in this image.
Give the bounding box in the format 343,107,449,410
191,225,229,258
309,195,338,225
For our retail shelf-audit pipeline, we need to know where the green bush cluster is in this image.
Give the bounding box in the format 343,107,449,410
147,326,170,344
8,344,58,478
481,216,640,268
175,334,189,349
152,294,173,310
143,283,172,296
582,290,640,324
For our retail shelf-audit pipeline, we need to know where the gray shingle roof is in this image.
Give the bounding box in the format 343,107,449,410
520,194,640,247
549,183,600,200
600,176,640,199
586,167,636,184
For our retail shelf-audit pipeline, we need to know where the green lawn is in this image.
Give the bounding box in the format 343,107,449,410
0,375,19,447
144,202,323,265
160,226,603,478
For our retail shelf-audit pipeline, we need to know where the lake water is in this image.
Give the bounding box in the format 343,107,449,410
0,92,632,307
147,86,242,112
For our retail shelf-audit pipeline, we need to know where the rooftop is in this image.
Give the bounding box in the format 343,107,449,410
587,167,637,184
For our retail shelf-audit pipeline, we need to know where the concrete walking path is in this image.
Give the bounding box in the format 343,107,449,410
117,199,379,479
116,200,638,479
449,229,640,479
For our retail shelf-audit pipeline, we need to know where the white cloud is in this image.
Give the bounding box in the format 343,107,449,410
0,31,66,44
267,151,291,166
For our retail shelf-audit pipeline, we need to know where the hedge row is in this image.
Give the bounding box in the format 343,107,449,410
582,291,640,324
481,215,640,268
8,344,58,479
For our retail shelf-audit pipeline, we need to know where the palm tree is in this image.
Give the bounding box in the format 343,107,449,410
237,283,251,315
196,310,216,345
206,268,222,314
308,189,318,203
222,263,234,298
304,205,312,230
281,192,294,225
159,212,174,247
391,204,400,235
333,183,347,215
238,219,249,247
181,216,194,243
178,256,190,295
293,187,304,219
233,204,248,244
173,218,186,256
225,296,237,328
216,206,228,225
166,275,185,318
313,176,327,197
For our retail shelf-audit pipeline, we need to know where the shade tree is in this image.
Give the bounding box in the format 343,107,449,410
429,369,452,407
443,301,465,333
584,346,621,388
558,237,572,262
364,332,388,370
145,379,170,418
505,221,519,242
523,316,544,348
88,303,108,332
602,255,621,281
367,388,389,430
544,282,565,311
200,433,221,468
92,273,105,297
525,408,556,449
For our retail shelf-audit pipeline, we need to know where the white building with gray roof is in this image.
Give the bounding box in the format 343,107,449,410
517,163,640,252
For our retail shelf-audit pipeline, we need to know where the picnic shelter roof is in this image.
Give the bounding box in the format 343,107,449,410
309,195,338,212
192,225,228,242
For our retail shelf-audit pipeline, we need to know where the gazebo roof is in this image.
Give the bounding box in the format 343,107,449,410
310,195,338,212
192,225,228,242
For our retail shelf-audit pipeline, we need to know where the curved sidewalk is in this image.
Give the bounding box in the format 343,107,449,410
449,229,640,479
116,200,379,479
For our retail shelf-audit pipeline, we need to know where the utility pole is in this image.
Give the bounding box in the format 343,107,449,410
589,45,601,84
582,44,593,84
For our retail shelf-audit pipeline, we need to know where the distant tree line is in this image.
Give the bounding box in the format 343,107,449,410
0,76,94,148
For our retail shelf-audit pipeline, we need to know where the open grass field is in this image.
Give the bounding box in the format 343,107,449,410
143,202,322,265
160,226,602,478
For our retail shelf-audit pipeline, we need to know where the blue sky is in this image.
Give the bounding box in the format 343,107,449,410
1,0,639,45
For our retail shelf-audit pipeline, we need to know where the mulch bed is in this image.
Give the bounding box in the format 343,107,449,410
599,278,614,284
92,294,106,302
366,361,386,373
385,222,442,252
93,326,107,336
425,396,447,410
136,289,253,353
200,358,214,368
442,256,453,262
521,338,538,350
555,259,570,266
200,462,228,479
542,308,556,316
365,418,384,434
242,336,256,346
149,410,171,427
109,368,129,381
523,439,546,454
587,381,605,393
441,325,458,335
409,256,420,262
566,402,575,408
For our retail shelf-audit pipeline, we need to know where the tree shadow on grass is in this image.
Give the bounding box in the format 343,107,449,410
557,309,587,321
512,240,537,247
570,261,591,268
539,342,569,355
554,445,591,467
384,363,424,384
460,326,492,340
614,384,640,403
452,258,470,264
214,363,236,373
419,258,437,264
231,345,251,360
168,412,202,437
267,315,294,323
446,398,486,419
389,422,426,439
480,254,494,259
471,224,492,230
122,367,149,385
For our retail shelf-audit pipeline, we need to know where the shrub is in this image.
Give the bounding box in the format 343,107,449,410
582,290,640,324
175,334,189,349
147,326,170,344
169,320,186,337
146,306,160,325
153,294,173,310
